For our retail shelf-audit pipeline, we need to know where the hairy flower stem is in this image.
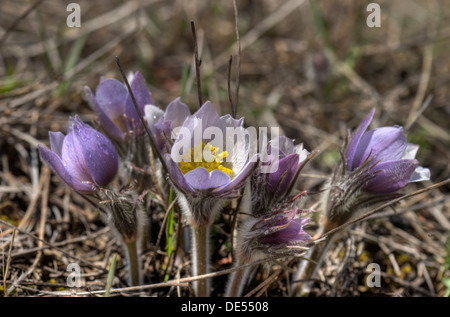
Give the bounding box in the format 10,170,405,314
290,231,337,296
224,259,250,297
191,225,210,297
124,239,141,286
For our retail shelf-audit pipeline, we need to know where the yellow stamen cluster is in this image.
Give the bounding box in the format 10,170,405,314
179,142,234,176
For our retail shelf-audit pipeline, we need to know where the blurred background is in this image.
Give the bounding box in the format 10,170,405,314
0,0,449,296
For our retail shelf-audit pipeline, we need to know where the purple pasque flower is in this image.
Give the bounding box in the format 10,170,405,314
84,71,152,142
251,135,310,216
237,208,312,262
345,108,430,194
147,100,256,227
39,116,119,193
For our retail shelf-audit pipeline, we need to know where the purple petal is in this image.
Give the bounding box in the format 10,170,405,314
273,219,309,240
85,86,125,141
39,144,92,192
184,167,230,190
278,136,295,157
166,155,196,193
354,126,407,166
164,97,191,128
365,159,418,193
346,108,375,170
218,158,256,193
177,101,220,148
94,79,128,120
70,117,119,187
49,131,65,157
216,114,244,134
61,131,92,184
124,71,153,127
260,217,311,245
193,101,220,123
267,153,300,195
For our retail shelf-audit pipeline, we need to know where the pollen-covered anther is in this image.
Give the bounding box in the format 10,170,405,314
179,142,234,177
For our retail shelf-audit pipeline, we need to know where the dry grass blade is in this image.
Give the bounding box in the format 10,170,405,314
190,21,203,108
2,229,16,297
0,0,45,46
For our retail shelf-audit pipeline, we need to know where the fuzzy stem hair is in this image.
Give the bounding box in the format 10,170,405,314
124,238,142,286
191,225,211,297
224,259,251,297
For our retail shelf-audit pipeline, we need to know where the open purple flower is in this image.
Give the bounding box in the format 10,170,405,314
39,116,119,193
251,136,310,216
345,108,430,194
147,100,256,226
237,208,312,262
169,102,255,194
84,71,152,142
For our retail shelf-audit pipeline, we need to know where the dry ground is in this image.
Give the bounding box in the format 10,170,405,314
0,0,449,297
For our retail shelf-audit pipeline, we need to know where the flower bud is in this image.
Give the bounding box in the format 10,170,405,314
251,135,310,217
39,116,119,193
84,71,152,142
237,208,312,262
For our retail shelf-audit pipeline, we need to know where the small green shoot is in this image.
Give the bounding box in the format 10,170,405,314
57,34,88,95
164,187,176,282
180,64,190,103
104,254,117,297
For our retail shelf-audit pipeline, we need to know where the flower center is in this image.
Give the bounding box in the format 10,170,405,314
179,142,234,176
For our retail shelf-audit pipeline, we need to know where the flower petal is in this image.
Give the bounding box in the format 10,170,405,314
94,78,128,120
365,159,418,193
124,71,153,130
216,114,244,133
184,167,230,190
61,130,92,183
144,104,164,128
260,217,311,245
278,136,295,157
223,125,251,173
70,117,118,187
346,108,375,170
193,101,220,123
39,144,92,192
218,158,256,193
402,143,419,160
49,131,65,157
166,154,196,193
268,153,300,195
294,143,309,163
144,104,171,154
85,86,125,141
354,126,407,166
409,166,430,183
164,97,191,128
